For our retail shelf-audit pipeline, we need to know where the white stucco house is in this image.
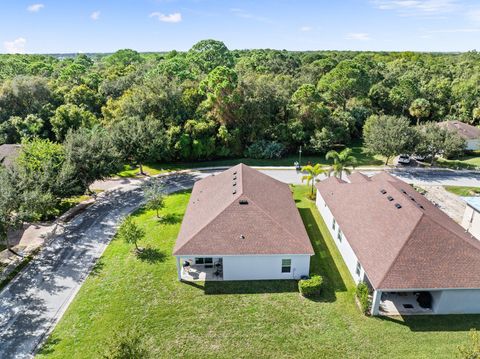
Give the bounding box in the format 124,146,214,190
462,197,480,241
316,171,480,316
438,120,480,151
173,164,314,281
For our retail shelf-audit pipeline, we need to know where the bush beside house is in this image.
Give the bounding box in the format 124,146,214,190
298,275,323,297
355,282,371,314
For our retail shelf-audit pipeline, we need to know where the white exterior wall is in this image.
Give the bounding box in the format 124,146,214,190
222,255,311,281
432,289,480,314
316,190,365,284
462,205,480,240
466,139,480,151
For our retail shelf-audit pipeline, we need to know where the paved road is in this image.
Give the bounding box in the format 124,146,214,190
256,168,480,187
0,172,206,359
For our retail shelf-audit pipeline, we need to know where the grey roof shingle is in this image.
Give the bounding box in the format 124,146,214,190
0,144,21,169
316,171,480,290
173,164,314,256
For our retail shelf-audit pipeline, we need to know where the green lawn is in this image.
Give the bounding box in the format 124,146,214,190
37,186,480,358
437,151,480,170
116,141,385,177
444,186,480,197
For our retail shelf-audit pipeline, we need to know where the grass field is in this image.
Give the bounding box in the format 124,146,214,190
438,150,480,170
115,141,386,177
444,186,480,197
37,186,480,358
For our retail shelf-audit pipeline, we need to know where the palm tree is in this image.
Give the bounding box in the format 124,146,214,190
326,148,357,179
301,163,326,197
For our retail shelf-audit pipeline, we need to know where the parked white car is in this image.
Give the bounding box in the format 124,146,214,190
397,154,411,165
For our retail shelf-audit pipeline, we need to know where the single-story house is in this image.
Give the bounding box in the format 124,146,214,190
438,120,480,150
462,197,480,241
0,144,21,169
316,171,480,315
173,164,314,281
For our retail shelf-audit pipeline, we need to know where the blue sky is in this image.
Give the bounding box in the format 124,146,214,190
1,0,480,53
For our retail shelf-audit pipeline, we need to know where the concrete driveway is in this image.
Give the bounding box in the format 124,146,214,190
0,172,206,359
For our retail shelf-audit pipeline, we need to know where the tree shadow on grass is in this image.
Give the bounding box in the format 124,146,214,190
37,337,62,356
204,280,299,295
158,213,183,225
90,258,105,276
137,247,167,264
377,313,480,332
298,207,348,303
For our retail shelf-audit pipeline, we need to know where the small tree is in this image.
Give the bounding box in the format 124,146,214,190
326,147,357,178
143,180,166,218
301,163,326,198
458,329,480,359
117,216,145,252
101,327,150,359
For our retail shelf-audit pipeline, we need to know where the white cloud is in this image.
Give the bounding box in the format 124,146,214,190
345,32,371,41
90,11,101,21
27,3,44,12
149,12,182,23
4,37,27,53
300,26,313,32
372,0,458,16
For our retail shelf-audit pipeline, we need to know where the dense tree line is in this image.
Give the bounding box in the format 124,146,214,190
1,40,479,161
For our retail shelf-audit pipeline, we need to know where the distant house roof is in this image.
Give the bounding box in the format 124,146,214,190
438,121,480,140
173,164,314,256
0,144,21,168
316,171,480,290
464,197,480,212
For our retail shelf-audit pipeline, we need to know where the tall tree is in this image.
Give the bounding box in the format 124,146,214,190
363,115,416,165
301,163,326,197
326,147,357,178
415,122,465,164
409,98,431,125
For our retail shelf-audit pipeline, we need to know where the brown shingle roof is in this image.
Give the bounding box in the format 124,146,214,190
438,121,480,140
316,171,480,290
0,144,21,169
173,164,314,256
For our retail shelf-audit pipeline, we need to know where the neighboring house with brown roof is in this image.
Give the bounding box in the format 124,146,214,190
438,120,480,150
0,144,21,169
173,164,314,281
316,171,480,316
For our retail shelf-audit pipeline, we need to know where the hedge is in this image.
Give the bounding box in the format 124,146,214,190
298,275,323,297
355,282,371,314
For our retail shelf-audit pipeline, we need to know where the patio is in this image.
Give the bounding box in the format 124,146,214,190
379,292,433,316
178,257,224,281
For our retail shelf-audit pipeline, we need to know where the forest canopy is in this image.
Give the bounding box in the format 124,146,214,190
1,39,479,162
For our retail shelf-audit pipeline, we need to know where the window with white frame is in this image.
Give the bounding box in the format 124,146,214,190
356,261,361,276
281,259,291,273
337,229,342,242
332,218,336,230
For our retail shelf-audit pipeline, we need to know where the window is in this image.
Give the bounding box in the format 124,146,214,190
281,259,291,273
332,218,336,230
337,230,342,242
356,261,361,276
195,258,213,266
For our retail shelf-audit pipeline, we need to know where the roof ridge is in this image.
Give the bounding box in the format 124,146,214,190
377,212,425,289
425,211,480,252
244,191,302,245
173,168,244,255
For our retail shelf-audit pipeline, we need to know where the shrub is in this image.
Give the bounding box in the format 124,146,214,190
298,275,323,297
244,140,285,159
355,282,371,314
